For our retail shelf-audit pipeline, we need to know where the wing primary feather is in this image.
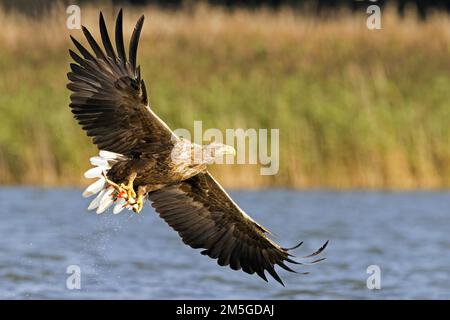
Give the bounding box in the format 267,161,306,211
240,244,255,274
285,257,302,265
282,241,303,251
303,240,329,258
136,65,141,81
129,15,144,71
70,36,96,63
256,269,268,282
253,250,269,281
81,26,107,61
229,241,243,270
266,265,284,286
141,80,148,105
115,9,127,65
99,12,117,61
68,49,104,78
216,235,236,266
309,258,327,264
68,49,84,66
277,261,297,273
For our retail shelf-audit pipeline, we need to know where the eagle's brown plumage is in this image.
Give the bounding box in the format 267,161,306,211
67,9,327,286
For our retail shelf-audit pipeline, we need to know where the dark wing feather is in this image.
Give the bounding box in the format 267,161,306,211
99,12,117,61
115,9,127,65
149,172,323,285
67,9,176,157
129,15,144,70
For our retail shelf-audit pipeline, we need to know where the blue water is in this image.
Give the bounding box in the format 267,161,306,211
0,188,449,299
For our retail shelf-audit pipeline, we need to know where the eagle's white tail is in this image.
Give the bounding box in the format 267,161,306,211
82,150,134,214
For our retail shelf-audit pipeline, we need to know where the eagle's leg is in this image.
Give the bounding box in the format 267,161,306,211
102,172,126,196
119,172,137,202
133,185,148,214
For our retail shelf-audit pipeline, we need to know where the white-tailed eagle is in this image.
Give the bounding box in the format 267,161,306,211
67,9,327,286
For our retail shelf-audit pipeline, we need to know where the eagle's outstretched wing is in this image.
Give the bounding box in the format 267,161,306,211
67,10,176,156
149,172,328,285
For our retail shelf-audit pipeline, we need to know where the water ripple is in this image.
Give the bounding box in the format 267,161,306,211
0,188,449,299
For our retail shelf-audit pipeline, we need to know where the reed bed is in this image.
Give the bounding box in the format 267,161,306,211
0,4,449,189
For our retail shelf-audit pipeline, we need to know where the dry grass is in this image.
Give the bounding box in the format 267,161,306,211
0,4,449,189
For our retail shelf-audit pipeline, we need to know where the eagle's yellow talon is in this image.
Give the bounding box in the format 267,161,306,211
119,178,137,202
132,194,144,214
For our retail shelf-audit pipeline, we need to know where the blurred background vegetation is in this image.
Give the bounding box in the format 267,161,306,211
0,0,449,189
